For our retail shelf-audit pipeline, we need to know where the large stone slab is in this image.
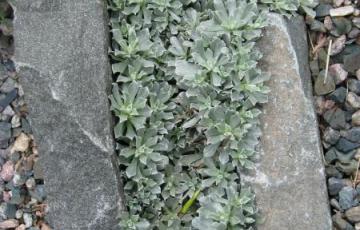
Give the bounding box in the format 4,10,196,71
244,14,332,229
13,1,124,229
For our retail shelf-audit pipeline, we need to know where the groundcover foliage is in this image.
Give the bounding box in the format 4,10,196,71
108,0,316,229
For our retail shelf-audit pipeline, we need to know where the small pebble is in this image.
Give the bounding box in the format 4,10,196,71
15,224,26,230
12,173,26,187
355,149,360,160
328,177,347,195
324,16,333,30
336,138,360,152
330,198,342,211
11,114,21,128
329,64,348,84
354,9,360,17
2,106,14,117
330,6,355,17
334,0,345,7
25,177,36,190
0,77,16,94
324,127,341,144
0,219,19,228
347,92,360,109
349,28,360,39
331,35,347,55
23,213,33,228
3,190,11,202
348,79,360,95
353,110,360,126
346,206,360,223
355,222,360,230
339,186,358,210
41,223,52,230
0,122,12,148
11,133,31,153
333,212,354,230
324,107,347,130
344,52,360,73
341,127,360,143
328,87,347,103
0,160,14,181
15,209,23,219
316,4,333,17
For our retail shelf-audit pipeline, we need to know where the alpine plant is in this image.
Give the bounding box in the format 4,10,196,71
108,0,316,229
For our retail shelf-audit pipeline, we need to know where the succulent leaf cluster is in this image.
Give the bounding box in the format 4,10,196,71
259,0,319,18
108,0,311,229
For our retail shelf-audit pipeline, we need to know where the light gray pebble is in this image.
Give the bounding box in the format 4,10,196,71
11,115,20,128
15,209,23,219
23,213,32,228
25,178,35,190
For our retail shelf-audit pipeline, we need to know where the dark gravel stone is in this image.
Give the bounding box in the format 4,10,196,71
315,4,333,17
324,108,347,130
336,160,358,175
0,122,11,148
349,28,360,39
323,127,341,145
330,198,342,211
337,150,357,164
348,79,360,95
325,147,356,164
326,165,344,178
0,65,8,82
8,188,23,205
20,118,31,134
2,59,15,72
333,45,360,64
328,177,347,196
314,71,336,95
0,77,16,93
0,89,17,112
341,127,360,143
328,87,347,103
4,204,16,219
339,186,358,210
331,17,353,37
309,20,327,32
325,148,338,163
28,185,45,202
344,51,360,73
336,138,360,152
356,184,360,195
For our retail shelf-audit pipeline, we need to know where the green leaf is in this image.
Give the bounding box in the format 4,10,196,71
204,143,220,158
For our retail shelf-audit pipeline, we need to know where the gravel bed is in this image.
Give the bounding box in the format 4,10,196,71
308,0,360,229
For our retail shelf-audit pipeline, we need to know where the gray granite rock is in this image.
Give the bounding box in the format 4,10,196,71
328,177,347,196
336,138,360,153
13,1,124,229
339,186,358,210
244,13,332,229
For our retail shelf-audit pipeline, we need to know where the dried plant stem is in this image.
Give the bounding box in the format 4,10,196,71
324,39,332,84
308,31,315,53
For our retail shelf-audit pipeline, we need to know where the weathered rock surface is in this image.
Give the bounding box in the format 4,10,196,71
13,1,123,229
244,13,332,229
